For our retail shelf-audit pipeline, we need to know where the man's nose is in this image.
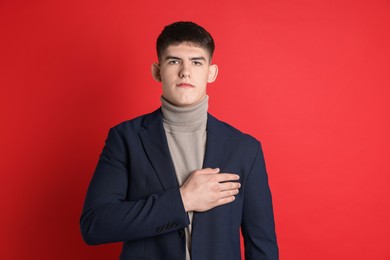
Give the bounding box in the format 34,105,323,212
179,63,191,78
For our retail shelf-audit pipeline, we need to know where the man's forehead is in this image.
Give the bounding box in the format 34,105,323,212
161,43,211,59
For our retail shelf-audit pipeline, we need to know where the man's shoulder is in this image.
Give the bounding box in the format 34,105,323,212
110,109,161,133
209,114,260,146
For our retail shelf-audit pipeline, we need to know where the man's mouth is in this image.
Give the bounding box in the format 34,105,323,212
177,83,194,88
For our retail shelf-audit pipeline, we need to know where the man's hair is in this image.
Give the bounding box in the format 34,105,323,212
156,21,215,61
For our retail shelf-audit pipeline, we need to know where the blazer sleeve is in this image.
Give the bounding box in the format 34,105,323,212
80,127,190,245
241,141,279,260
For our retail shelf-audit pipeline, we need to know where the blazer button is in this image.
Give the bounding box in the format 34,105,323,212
179,229,185,237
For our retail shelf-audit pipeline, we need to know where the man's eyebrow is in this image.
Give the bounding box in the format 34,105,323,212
164,56,207,61
165,56,182,60
189,57,206,61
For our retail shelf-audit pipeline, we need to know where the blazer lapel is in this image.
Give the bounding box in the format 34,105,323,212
138,109,178,190
202,114,230,169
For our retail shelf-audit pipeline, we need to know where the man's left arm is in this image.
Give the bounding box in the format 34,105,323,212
241,141,279,260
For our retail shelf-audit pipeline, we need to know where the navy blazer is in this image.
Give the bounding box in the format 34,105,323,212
80,109,278,260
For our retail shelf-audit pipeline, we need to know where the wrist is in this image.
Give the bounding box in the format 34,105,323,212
179,187,191,212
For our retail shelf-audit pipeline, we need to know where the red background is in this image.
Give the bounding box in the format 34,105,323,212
1,0,389,259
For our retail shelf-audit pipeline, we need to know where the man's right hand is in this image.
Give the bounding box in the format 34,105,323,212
179,168,241,212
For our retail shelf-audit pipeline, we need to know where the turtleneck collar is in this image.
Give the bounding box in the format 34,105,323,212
161,95,208,133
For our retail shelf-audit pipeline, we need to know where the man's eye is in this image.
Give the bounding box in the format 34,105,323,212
193,61,202,66
168,60,180,64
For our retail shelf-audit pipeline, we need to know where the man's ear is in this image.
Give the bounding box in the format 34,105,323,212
151,63,161,82
207,64,218,83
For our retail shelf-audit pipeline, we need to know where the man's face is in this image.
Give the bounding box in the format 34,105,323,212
152,43,218,107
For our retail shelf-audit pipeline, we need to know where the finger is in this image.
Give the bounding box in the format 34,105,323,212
219,182,241,191
215,195,236,207
198,168,220,174
214,173,240,182
219,189,239,198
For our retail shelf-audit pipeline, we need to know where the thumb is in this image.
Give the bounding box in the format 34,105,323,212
201,168,220,174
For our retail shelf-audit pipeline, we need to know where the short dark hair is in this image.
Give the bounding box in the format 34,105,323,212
156,21,215,61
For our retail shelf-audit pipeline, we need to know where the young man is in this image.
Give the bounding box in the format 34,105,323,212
81,21,278,260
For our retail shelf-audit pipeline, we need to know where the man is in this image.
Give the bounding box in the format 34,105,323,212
80,21,278,260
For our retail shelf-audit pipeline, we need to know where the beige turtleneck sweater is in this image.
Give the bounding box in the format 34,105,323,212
161,95,208,260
